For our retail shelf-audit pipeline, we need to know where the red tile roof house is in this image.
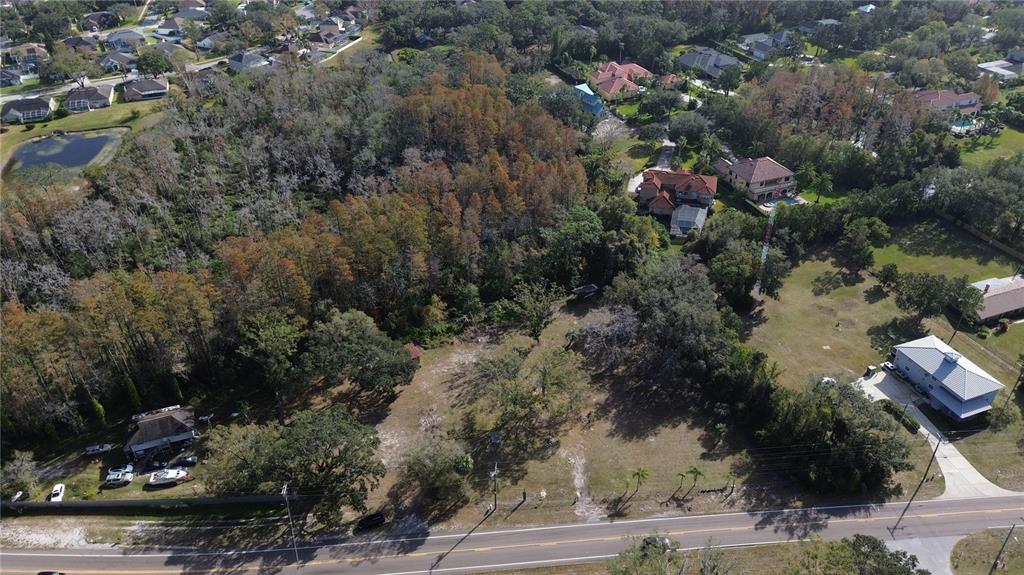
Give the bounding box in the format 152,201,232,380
590,61,653,97
913,89,982,115
636,169,717,236
712,157,795,203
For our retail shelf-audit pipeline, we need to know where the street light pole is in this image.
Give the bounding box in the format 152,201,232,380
281,483,301,567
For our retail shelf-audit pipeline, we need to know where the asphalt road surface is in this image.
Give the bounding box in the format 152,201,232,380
2,495,1022,574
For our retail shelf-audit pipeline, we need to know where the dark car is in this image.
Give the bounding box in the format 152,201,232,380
177,455,198,467
143,460,167,472
641,536,673,554
354,512,388,533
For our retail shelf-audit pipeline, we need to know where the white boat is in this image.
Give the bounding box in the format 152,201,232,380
148,468,189,486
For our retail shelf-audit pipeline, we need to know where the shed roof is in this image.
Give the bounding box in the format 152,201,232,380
126,406,195,448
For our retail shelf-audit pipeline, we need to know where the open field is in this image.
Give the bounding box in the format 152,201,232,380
748,218,1024,489
960,127,1024,168
1,100,165,165
952,528,1024,575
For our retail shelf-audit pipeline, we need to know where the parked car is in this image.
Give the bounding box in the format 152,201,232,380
881,361,896,372
84,444,113,456
177,455,198,467
108,464,134,475
103,471,134,488
49,484,65,502
641,536,674,553
142,460,168,472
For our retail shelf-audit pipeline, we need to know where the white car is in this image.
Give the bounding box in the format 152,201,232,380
103,471,134,488
84,444,113,456
49,483,65,502
881,361,896,372
108,464,134,475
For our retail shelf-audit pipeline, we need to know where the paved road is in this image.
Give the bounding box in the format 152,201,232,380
3,495,1022,574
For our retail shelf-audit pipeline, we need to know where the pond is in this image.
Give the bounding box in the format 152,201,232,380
9,130,123,172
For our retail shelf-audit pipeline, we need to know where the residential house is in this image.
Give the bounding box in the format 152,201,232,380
156,17,187,36
971,275,1024,323
97,51,137,73
415,32,436,49
740,30,792,61
590,61,652,97
177,8,210,22
177,0,207,9
6,43,49,68
66,84,114,111
636,169,718,237
913,89,982,116
124,405,198,460
678,46,740,79
123,77,169,101
81,11,119,31
319,16,347,35
712,156,795,202
799,19,841,35
1,97,56,123
228,51,269,73
574,83,606,116
0,67,26,86
977,50,1024,81
858,4,877,13
63,36,100,55
198,31,232,51
891,336,1004,421
107,30,146,52
310,29,346,46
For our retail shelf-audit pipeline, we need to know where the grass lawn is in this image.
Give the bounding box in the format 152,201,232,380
670,44,693,59
46,451,211,502
605,136,659,173
951,529,1024,575
323,27,379,67
1,100,164,165
960,127,1024,168
0,78,42,96
615,101,639,119
748,218,1024,489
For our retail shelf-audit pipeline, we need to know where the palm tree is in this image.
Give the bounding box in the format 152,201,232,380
686,466,704,488
632,467,649,494
814,173,833,204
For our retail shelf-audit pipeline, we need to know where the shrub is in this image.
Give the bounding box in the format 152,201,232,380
879,398,920,433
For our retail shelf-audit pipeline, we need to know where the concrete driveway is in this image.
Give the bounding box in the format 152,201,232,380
857,371,1018,499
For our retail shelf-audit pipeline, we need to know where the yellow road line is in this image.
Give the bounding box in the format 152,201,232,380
3,506,1022,575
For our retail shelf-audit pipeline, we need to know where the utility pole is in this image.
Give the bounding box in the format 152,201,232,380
892,401,910,440
489,462,500,512
281,483,301,567
893,437,941,532
997,358,1024,421
989,523,1015,575
948,297,965,344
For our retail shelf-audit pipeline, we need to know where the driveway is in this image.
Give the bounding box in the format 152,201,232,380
886,535,961,575
857,371,1018,499
625,138,676,194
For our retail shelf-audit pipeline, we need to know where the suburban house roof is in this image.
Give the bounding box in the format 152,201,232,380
126,406,195,449
894,335,1004,401
2,97,52,115
640,169,718,197
158,17,185,30
714,157,793,184
108,30,145,43
178,0,206,8
63,36,99,52
82,11,119,29
590,61,651,95
971,275,1024,320
177,8,209,21
913,89,981,114
152,41,188,56
98,52,136,66
229,51,269,70
678,46,740,79
124,77,169,98
977,52,1024,79
8,42,48,59
67,84,113,101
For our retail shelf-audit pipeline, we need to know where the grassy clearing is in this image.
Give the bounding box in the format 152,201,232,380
1,100,165,165
951,528,1024,575
748,219,1024,489
605,136,659,173
960,127,1024,168
670,44,694,59
323,28,379,67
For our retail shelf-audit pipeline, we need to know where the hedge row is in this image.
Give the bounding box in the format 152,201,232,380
878,398,921,434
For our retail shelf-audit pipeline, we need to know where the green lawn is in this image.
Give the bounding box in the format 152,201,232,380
0,78,42,96
615,101,639,119
669,44,693,59
960,127,1024,168
748,219,1024,489
1,100,165,165
952,529,1024,575
45,448,212,502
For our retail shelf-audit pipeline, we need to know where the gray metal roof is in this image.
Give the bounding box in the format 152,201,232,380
894,335,1004,400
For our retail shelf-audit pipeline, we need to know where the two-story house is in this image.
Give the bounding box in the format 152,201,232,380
913,89,982,116
590,61,652,97
712,156,795,202
891,336,1004,421
636,169,718,236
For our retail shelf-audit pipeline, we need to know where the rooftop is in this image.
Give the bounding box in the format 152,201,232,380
894,335,1004,401
971,275,1024,320
715,157,793,184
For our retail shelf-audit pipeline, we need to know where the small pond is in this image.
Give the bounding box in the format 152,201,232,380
9,130,123,172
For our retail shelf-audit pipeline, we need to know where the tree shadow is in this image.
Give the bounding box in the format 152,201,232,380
811,268,864,296
866,317,927,356
737,306,768,342
888,219,1007,266
863,284,888,304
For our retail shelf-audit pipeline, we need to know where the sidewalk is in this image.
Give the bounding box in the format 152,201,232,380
857,372,1018,499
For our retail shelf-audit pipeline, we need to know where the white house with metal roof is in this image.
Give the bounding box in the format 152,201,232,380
892,335,1004,421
